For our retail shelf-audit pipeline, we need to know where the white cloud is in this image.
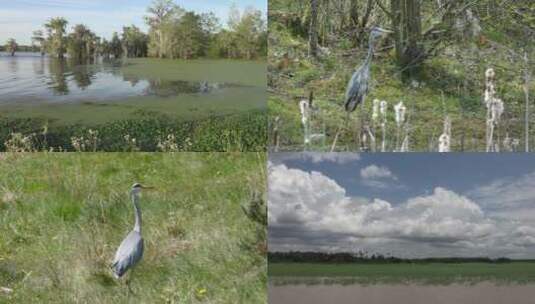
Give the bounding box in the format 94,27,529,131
359,164,399,189
269,164,535,258
360,164,397,180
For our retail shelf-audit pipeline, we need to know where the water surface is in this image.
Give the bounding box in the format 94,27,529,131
0,52,266,125
269,282,535,304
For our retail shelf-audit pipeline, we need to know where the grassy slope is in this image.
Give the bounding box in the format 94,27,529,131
268,9,535,152
269,262,535,284
0,153,267,303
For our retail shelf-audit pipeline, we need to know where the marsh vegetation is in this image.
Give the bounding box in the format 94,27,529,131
268,0,534,152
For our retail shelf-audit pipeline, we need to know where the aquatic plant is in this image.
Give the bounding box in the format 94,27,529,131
484,68,504,152
438,116,451,152
394,101,406,151
299,99,311,147
122,134,140,152
157,134,179,152
0,110,267,152
70,129,99,152
380,100,388,152
4,133,36,152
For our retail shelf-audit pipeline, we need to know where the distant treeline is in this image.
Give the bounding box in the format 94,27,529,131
268,251,520,264
0,45,34,52
4,0,266,61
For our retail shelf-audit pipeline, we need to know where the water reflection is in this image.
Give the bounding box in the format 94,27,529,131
70,61,95,90
47,59,69,95
0,52,234,103
7,57,18,74
32,57,45,76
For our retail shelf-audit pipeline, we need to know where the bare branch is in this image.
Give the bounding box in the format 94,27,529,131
375,0,393,19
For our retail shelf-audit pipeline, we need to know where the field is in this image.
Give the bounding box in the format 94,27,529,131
269,262,535,285
0,153,267,303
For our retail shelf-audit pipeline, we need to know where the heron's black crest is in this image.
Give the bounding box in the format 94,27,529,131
132,183,142,189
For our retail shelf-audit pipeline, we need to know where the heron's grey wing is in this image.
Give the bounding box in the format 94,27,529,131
112,231,144,278
344,67,369,112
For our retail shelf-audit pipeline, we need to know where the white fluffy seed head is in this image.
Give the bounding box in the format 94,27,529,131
485,68,495,80
372,99,380,121
438,133,450,152
490,98,504,122
394,101,406,127
299,99,309,125
380,100,388,117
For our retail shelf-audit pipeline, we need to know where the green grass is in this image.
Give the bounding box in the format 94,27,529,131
269,262,535,285
0,153,267,303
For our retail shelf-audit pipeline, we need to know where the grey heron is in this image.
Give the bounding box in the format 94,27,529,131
344,27,393,112
111,183,154,280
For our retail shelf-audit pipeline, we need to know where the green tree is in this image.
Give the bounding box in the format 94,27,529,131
110,32,123,58
32,30,46,56
44,17,68,59
232,8,266,59
5,38,17,56
121,25,148,58
67,24,97,62
173,12,205,59
144,0,184,58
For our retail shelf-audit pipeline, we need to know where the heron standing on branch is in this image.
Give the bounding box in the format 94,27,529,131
345,27,393,112
112,183,154,281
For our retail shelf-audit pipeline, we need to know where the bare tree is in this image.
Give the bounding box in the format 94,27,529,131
391,0,424,77
308,0,319,58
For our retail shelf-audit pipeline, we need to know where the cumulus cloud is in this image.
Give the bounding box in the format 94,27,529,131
360,165,397,180
269,164,535,258
359,164,400,189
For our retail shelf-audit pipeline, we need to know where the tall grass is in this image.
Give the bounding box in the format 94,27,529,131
0,153,267,303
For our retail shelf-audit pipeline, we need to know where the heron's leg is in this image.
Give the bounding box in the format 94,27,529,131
359,101,372,152
125,270,136,295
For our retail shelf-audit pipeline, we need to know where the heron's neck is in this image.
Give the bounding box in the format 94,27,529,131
365,37,376,65
131,193,142,233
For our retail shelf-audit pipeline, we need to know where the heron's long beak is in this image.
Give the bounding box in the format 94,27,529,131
377,28,394,34
141,185,156,190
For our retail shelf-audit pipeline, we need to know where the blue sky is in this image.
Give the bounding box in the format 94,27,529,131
0,0,266,45
269,153,535,258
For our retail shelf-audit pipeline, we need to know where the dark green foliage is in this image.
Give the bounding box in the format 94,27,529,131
0,111,267,152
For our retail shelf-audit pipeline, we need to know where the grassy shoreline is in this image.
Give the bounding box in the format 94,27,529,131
0,110,267,152
269,262,535,285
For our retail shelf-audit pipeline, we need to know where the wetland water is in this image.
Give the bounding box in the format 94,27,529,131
0,52,266,125
0,52,267,151
269,282,535,304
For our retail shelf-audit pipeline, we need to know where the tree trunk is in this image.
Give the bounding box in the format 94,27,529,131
391,0,424,79
525,52,531,152
308,0,319,58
